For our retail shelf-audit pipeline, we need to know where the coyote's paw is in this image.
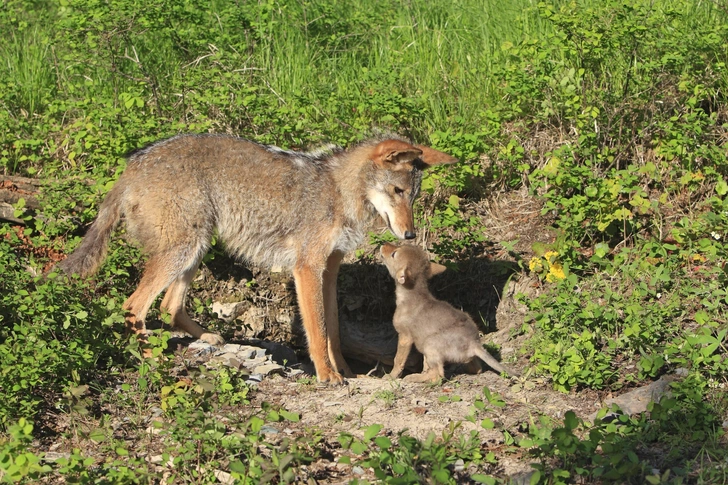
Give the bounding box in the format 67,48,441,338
317,368,346,385
403,372,440,384
199,332,225,346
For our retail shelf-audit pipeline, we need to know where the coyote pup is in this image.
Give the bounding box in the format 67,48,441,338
380,243,514,382
58,134,457,384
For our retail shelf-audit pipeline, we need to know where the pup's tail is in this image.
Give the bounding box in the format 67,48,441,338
56,183,125,278
474,345,518,377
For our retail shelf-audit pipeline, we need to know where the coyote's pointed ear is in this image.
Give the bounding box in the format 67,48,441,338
396,267,411,285
429,262,447,278
415,145,459,168
372,140,423,170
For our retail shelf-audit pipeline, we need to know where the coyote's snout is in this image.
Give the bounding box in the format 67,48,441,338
58,134,458,384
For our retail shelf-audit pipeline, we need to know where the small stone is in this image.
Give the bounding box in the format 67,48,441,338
352,466,365,476
188,340,214,355
260,425,279,435
243,356,269,369
453,459,465,472
246,374,263,386
238,346,258,359
41,452,71,463
288,369,305,377
214,470,235,485
149,407,163,417
149,454,164,464
210,353,244,369
212,301,245,322
219,343,243,354
253,363,285,377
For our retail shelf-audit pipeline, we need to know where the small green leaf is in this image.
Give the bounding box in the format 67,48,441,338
374,436,391,449
529,470,541,485
280,410,300,422
364,423,382,441
564,411,578,430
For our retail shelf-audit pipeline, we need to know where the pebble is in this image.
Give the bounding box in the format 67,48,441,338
260,425,279,435
252,363,286,377
186,338,299,386
41,452,71,463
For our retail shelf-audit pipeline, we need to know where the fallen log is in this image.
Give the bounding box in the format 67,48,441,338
0,175,42,224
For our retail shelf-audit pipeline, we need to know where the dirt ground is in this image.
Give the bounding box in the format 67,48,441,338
33,188,613,483
177,188,607,481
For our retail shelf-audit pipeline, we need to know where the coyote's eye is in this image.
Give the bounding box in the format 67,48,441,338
394,186,405,196
391,250,398,258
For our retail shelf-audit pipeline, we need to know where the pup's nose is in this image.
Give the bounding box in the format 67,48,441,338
404,231,416,240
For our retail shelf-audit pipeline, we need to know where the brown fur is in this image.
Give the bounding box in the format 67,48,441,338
57,134,457,384
380,243,516,383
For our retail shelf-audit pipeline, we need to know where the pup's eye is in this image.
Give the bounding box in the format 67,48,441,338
394,187,405,196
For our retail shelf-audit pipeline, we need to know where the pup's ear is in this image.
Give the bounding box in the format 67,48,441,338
396,267,411,285
372,140,423,170
429,262,447,278
415,145,459,168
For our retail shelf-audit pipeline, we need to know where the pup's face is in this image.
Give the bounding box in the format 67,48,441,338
380,243,445,286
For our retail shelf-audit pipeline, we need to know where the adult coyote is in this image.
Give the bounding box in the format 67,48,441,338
59,134,458,383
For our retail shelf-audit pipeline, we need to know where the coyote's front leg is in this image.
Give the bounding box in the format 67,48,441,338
293,263,345,384
323,251,354,378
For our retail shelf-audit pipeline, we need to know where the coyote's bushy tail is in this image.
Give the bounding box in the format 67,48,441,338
57,184,124,278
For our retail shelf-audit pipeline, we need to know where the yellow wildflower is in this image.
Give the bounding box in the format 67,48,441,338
529,257,543,273
546,261,566,282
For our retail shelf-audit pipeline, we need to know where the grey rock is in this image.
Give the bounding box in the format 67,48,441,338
41,452,71,463
218,343,243,354
253,363,286,377
210,353,244,369
260,425,279,435
508,471,537,485
188,340,215,355
246,374,263,386
590,374,678,421
212,301,246,322
214,470,235,485
243,356,269,369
